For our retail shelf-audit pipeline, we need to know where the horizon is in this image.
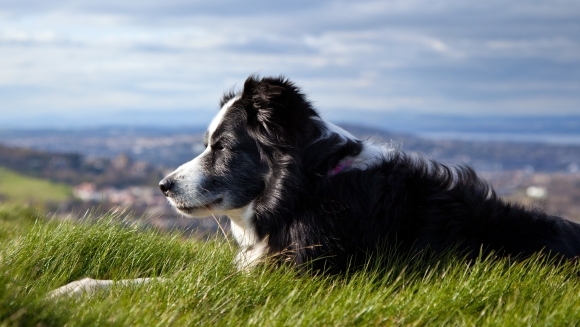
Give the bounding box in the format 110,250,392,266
2,112,580,146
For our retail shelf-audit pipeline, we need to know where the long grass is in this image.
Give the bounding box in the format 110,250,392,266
1,204,580,326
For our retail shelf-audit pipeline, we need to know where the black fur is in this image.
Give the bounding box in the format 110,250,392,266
239,76,580,272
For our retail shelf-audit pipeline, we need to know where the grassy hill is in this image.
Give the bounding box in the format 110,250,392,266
0,166,72,203
1,205,580,326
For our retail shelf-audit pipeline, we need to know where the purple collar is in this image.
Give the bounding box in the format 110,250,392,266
327,159,353,177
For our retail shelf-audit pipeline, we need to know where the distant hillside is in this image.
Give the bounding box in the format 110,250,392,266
0,166,72,203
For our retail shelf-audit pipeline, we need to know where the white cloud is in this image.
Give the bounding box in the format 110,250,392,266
0,0,579,127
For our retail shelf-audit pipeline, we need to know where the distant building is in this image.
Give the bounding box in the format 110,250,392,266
526,186,547,199
73,183,102,202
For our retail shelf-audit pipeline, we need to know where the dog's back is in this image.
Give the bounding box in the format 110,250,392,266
258,138,580,272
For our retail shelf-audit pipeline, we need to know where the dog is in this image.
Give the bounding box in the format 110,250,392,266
159,75,580,272
50,75,580,297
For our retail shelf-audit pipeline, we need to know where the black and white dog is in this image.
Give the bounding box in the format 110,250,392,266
49,75,580,297
159,75,580,272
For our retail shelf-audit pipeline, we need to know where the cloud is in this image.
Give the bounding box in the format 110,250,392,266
0,0,579,128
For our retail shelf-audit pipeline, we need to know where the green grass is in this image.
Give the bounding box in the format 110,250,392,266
1,205,580,326
0,167,72,203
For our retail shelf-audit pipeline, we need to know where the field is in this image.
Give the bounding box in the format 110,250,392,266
0,167,72,204
1,205,580,326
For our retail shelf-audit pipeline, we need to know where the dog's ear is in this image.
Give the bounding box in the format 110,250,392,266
242,75,317,149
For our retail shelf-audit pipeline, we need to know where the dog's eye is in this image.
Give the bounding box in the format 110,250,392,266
212,144,224,151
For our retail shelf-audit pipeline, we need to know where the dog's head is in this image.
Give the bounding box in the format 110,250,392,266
159,75,321,217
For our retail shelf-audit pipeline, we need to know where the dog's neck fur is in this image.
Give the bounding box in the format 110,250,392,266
227,117,395,268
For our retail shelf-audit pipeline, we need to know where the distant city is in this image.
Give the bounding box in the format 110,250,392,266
0,121,579,231
2,123,579,173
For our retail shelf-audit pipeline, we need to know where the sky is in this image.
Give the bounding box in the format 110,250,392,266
1,0,579,128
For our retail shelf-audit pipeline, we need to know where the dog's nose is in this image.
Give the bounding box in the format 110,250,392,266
159,178,174,196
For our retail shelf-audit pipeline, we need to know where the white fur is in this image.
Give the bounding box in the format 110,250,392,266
347,141,394,171
227,203,258,247
313,116,394,173
323,120,357,141
311,116,356,142
225,203,268,269
47,277,159,299
208,94,240,137
234,238,269,270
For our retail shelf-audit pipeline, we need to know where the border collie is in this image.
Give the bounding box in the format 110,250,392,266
159,75,580,272
49,75,580,297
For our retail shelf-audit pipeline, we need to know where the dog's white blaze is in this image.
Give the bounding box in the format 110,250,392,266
208,94,241,138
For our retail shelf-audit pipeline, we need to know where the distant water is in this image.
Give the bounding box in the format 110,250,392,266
417,132,580,145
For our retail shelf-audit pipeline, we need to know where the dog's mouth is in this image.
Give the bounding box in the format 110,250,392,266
176,197,224,213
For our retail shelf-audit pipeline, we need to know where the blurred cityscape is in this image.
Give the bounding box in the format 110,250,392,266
0,124,579,238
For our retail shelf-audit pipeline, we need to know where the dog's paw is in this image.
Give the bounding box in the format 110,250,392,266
46,277,160,299
46,278,114,299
